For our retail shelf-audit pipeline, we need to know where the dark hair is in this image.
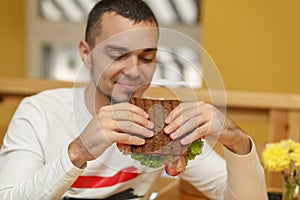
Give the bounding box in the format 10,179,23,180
85,0,158,47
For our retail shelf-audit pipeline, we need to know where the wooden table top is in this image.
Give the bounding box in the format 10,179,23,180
152,177,210,200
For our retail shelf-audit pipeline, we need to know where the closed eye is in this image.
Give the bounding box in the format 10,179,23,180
141,57,154,63
109,54,128,61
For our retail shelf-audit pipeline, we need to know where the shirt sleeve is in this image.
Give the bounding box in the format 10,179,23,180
222,137,268,200
0,98,84,200
180,138,268,200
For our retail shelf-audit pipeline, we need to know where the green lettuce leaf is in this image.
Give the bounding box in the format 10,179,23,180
130,139,204,168
131,153,165,168
185,139,204,164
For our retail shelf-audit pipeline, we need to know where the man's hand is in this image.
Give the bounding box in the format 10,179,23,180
163,101,251,155
68,103,154,168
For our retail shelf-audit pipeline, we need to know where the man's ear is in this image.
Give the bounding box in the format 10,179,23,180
78,40,92,69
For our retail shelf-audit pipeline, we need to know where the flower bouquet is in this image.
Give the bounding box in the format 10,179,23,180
262,139,300,200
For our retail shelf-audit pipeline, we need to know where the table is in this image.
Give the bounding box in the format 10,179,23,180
151,178,282,200
151,178,210,200
2,77,300,189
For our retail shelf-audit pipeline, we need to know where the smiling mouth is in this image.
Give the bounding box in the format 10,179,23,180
115,82,143,91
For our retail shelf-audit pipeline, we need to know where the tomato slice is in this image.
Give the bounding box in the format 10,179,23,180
164,156,186,176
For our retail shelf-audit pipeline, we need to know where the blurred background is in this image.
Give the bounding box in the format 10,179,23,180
1,0,300,93
1,0,300,190
1,0,300,143
1,0,202,87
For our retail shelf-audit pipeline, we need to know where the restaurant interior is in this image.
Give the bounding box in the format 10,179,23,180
1,0,300,199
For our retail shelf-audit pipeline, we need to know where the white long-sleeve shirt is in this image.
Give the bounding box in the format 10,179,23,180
0,87,268,200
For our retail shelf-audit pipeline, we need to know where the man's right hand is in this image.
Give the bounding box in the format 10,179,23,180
68,103,154,168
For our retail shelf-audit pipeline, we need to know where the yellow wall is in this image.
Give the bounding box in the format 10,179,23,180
201,0,300,93
1,1,300,142
0,1,25,77
201,1,300,171
3,1,300,92
0,2,25,145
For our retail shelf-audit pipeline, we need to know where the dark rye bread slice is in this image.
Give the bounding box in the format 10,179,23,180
123,96,188,156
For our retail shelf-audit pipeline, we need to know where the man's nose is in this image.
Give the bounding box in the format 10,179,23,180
126,55,139,69
123,55,141,77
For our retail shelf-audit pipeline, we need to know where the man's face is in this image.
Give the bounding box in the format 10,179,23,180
89,12,158,103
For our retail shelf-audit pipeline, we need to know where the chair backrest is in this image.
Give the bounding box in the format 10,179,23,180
1,77,300,190
145,87,300,189
0,77,74,147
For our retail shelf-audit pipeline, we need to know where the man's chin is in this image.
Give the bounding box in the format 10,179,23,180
111,87,147,104
110,91,134,104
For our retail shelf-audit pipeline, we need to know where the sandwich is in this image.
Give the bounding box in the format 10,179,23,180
117,97,203,176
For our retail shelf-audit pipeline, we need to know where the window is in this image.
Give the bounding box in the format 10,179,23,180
27,0,202,87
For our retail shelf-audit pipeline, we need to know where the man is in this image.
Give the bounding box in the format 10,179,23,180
0,0,268,199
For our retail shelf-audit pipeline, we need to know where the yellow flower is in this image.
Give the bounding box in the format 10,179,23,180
262,143,290,172
291,151,300,167
279,139,300,167
262,139,300,172
263,139,300,198
291,146,300,167
280,139,300,152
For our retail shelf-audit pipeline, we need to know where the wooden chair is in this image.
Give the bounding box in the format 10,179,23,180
1,77,300,196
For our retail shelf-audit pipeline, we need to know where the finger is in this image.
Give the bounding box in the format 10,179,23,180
97,104,154,129
165,102,205,124
180,124,208,145
164,112,200,135
112,103,149,118
115,121,154,138
116,133,146,145
164,107,202,135
97,116,153,138
175,107,221,142
108,131,145,145
98,103,149,120
169,116,204,140
111,111,154,129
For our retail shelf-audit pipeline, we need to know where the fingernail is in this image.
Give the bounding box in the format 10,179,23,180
144,112,149,118
147,121,154,129
164,125,171,133
147,131,154,137
165,116,171,124
170,132,177,139
139,139,145,145
181,138,188,145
